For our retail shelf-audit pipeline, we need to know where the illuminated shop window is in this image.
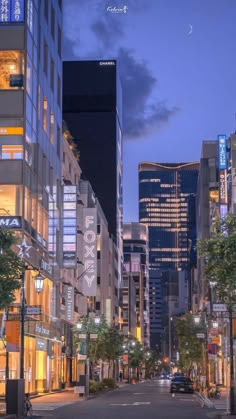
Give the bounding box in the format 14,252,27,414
0,51,24,89
50,113,54,144
1,145,23,159
0,185,22,216
43,98,48,132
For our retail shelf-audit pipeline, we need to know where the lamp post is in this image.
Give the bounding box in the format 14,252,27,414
123,340,136,382
76,314,100,397
17,240,45,381
194,313,209,389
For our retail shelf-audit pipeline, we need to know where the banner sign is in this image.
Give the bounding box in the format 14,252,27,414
63,186,77,267
219,170,228,205
82,208,97,296
5,320,20,352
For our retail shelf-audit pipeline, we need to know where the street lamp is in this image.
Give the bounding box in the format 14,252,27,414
34,274,44,293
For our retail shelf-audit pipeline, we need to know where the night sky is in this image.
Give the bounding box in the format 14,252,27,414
63,0,236,222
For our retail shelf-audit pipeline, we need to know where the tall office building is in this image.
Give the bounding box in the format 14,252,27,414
123,223,149,347
139,162,199,349
62,61,123,291
0,0,63,394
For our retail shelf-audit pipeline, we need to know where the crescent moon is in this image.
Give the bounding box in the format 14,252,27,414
188,24,193,35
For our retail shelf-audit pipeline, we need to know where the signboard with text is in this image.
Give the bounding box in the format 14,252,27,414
0,216,22,229
63,186,77,267
82,208,97,296
218,135,227,169
0,0,25,23
65,285,74,322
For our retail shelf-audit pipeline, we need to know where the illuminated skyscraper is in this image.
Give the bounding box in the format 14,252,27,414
139,162,199,349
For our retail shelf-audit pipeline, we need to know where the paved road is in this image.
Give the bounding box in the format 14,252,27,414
32,379,215,419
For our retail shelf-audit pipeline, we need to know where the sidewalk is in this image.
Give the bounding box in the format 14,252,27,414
196,387,231,415
0,380,131,416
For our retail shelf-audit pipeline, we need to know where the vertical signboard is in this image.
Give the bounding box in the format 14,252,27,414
0,0,25,23
65,285,74,322
218,135,228,219
219,170,228,204
218,135,227,170
82,208,97,296
63,186,77,267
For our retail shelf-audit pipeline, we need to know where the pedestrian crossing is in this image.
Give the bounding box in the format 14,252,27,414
32,402,75,411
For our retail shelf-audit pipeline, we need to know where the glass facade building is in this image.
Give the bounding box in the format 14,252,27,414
139,162,199,349
63,59,123,293
0,0,63,394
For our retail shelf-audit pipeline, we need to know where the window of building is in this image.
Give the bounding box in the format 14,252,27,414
51,5,55,40
63,152,66,163
43,40,48,76
0,185,22,216
1,145,23,159
50,58,54,92
50,112,54,144
43,98,48,132
95,301,100,311
97,276,100,285
57,126,61,158
57,75,61,107
58,25,62,58
44,0,49,21
0,51,24,90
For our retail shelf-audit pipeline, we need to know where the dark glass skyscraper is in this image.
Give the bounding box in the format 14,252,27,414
139,162,199,349
63,60,122,241
63,60,123,288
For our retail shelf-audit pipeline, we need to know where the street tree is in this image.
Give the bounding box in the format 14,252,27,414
197,214,236,414
97,326,124,378
197,213,236,299
0,229,22,309
174,313,202,375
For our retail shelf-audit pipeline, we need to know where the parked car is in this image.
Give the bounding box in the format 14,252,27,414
170,376,194,393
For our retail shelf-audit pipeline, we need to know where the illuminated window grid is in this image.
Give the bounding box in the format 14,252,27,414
1,145,23,159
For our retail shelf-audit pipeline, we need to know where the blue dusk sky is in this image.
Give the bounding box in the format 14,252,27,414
63,0,236,222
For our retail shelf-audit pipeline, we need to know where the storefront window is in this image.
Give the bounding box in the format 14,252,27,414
0,51,24,89
0,185,22,216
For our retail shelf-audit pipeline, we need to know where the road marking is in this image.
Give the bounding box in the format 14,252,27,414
32,402,74,411
133,392,145,395
179,398,194,401
110,402,151,406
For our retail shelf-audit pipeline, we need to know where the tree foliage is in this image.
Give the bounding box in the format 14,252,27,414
174,313,202,371
197,214,236,302
73,317,124,371
0,229,22,309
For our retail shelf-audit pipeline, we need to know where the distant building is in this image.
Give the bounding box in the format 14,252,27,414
123,223,149,347
139,162,199,350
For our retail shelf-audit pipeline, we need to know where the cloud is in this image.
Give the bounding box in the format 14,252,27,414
62,0,178,141
117,49,179,140
91,17,125,49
